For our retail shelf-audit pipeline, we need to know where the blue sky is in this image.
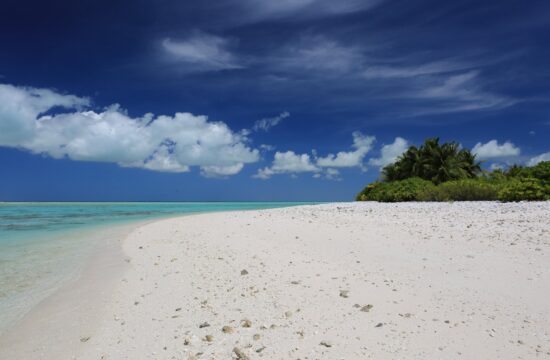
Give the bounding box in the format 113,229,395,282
0,0,549,201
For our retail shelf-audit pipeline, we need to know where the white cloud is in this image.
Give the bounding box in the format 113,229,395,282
472,140,520,159
273,36,364,74
316,131,375,167
489,162,505,171
0,84,90,146
200,163,244,178
252,111,289,132
253,150,319,179
254,167,276,180
254,131,374,179
363,60,474,79
411,71,516,114
237,0,381,21
368,137,408,168
264,34,515,116
527,152,550,166
162,32,243,71
324,168,342,180
0,83,259,177
269,151,318,172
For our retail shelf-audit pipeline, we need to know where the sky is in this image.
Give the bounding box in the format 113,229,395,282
0,0,549,201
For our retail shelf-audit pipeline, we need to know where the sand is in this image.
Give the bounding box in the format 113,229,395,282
1,202,549,359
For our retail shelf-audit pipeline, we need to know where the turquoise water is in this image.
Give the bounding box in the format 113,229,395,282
0,202,313,333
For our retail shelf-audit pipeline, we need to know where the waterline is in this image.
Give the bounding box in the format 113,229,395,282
0,202,315,333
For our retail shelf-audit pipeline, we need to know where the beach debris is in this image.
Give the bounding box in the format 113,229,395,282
233,347,250,359
203,334,213,342
320,340,332,347
360,304,374,312
256,346,266,353
183,338,190,345
375,322,384,328
80,336,91,342
339,290,349,298
222,325,235,334
241,319,252,328
175,307,182,312
241,269,249,275
199,322,210,328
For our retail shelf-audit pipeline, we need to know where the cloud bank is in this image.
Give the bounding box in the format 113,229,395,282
0,84,259,176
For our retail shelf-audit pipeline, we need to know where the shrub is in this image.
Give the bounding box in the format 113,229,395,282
355,181,381,201
522,161,550,183
497,178,550,202
357,178,435,202
418,179,500,201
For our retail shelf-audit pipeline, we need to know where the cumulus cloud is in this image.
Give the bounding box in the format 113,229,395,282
489,163,505,171
324,168,342,180
252,111,289,132
368,137,409,168
527,152,550,166
254,131,374,179
472,140,520,159
316,131,375,167
0,83,259,177
254,150,319,179
253,151,319,179
259,144,275,151
162,32,243,71
0,84,90,146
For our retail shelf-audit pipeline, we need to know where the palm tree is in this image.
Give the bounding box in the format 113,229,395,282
381,138,481,184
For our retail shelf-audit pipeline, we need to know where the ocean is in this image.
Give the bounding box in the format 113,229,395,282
0,202,312,333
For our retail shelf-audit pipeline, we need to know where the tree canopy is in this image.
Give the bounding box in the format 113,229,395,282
382,138,482,184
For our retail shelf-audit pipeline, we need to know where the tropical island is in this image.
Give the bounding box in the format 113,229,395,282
1,0,550,359
356,138,550,202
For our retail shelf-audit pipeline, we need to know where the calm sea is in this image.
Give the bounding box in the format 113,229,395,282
0,202,313,333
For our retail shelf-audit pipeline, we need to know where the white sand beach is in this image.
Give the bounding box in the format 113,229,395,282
1,202,549,359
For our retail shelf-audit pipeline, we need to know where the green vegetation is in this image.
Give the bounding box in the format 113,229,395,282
497,178,549,202
417,179,499,201
356,138,550,202
355,178,435,202
382,138,481,184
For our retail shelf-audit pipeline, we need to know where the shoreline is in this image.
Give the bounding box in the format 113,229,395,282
1,202,549,359
0,204,309,357
0,219,142,358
